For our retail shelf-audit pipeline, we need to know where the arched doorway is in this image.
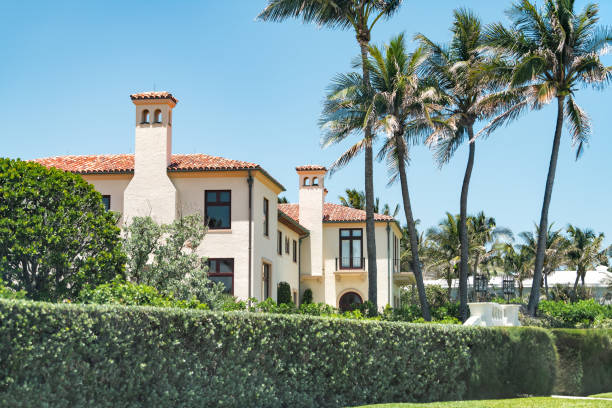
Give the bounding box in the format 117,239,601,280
338,291,363,312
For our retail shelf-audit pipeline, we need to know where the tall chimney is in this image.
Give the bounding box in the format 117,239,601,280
296,165,327,276
123,92,178,224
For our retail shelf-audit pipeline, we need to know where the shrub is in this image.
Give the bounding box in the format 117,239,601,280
0,299,556,407
302,288,313,304
277,281,292,305
0,158,125,301
552,329,612,396
538,299,612,328
0,279,26,300
401,285,448,309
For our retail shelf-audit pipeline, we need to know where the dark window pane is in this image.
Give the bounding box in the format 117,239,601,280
101,195,111,211
207,206,230,229
210,276,233,294
220,191,230,202
219,259,233,273
206,191,217,202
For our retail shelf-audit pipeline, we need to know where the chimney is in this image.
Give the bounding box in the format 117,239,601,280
296,165,327,276
123,92,178,224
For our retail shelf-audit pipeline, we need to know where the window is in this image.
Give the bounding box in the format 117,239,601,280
262,263,271,299
284,236,290,254
339,291,363,312
312,177,319,186
339,228,363,269
141,109,150,124
208,258,234,295
263,198,269,236
153,109,162,123
205,190,231,229
101,195,111,211
393,235,399,273
292,239,297,263
303,177,310,186
277,231,282,255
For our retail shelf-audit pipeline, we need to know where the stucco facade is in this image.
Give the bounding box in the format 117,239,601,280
35,92,404,309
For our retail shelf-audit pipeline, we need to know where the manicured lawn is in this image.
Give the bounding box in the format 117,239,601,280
355,397,612,407
589,393,612,399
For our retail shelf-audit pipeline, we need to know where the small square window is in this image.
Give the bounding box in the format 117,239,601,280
101,195,111,211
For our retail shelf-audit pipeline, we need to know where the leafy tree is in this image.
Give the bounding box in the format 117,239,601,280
0,158,125,301
122,214,225,306
417,9,525,321
485,0,612,315
260,0,404,306
277,281,292,305
566,225,607,296
278,196,289,204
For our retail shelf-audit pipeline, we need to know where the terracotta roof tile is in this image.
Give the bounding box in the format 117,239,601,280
278,203,394,223
130,92,178,104
34,153,259,174
295,165,327,172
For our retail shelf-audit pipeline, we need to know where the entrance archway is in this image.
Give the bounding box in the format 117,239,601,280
338,291,363,312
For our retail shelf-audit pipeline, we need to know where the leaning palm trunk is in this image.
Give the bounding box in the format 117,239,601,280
359,40,378,306
397,137,431,320
527,96,565,316
459,129,476,322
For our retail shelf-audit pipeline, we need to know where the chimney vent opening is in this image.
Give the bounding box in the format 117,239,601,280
141,109,150,124
153,109,162,123
303,177,310,186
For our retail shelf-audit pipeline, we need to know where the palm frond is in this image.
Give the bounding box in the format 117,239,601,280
564,96,591,160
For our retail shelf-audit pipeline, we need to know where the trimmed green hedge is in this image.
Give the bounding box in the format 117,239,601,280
552,329,612,396
0,299,556,407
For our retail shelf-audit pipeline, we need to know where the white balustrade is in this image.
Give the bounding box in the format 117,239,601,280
464,303,521,327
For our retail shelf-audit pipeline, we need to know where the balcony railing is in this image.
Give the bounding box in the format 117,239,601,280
336,257,365,271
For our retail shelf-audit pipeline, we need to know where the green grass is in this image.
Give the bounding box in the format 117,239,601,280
355,397,612,407
588,393,612,399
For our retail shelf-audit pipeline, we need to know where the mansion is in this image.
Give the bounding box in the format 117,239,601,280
34,92,407,309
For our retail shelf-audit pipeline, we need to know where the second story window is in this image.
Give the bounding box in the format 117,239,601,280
339,228,363,269
263,198,269,236
277,231,282,255
205,190,231,229
101,195,111,211
285,236,290,254
292,239,297,263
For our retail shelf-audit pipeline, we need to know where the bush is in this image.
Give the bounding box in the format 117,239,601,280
552,329,612,396
277,281,292,305
78,278,209,310
0,299,556,407
538,299,612,328
302,288,313,304
0,158,125,301
0,279,26,300
401,285,448,309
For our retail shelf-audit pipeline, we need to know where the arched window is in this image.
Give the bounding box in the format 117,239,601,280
141,109,150,124
153,109,162,123
312,177,319,186
339,292,363,312
303,177,310,186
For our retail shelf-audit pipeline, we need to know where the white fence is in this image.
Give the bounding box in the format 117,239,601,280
464,303,521,327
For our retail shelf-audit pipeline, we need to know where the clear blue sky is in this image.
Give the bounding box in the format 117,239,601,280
1,0,610,244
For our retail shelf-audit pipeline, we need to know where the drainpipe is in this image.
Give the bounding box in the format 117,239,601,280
386,221,391,308
298,235,305,307
247,170,253,303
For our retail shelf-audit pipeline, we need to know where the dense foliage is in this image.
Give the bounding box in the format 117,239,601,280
0,158,125,301
276,281,292,305
537,300,612,329
0,299,556,407
122,215,225,306
552,329,612,396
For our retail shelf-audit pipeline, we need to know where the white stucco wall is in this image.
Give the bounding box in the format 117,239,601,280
82,175,132,216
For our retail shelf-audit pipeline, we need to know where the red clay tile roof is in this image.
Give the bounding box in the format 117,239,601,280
130,92,178,104
278,203,394,223
34,153,260,174
295,165,327,172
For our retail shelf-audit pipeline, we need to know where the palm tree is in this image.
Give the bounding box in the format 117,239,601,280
566,225,606,296
518,223,568,299
259,0,403,306
424,213,463,300
468,211,513,278
416,9,525,321
484,0,612,316
499,243,534,298
338,188,399,217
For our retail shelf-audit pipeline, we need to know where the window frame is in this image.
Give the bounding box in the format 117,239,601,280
208,258,234,295
284,236,290,254
262,262,271,300
277,231,282,255
263,197,269,237
292,239,297,263
101,195,111,211
205,190,232,230
339,228,363,270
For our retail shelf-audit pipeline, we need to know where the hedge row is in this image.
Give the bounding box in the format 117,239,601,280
552,329,612,396
0,299,556,408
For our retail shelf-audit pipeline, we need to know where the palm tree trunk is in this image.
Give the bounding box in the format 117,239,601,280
544,271,549,300
459,128,476,322
527,96,565,316
572,272,580,300
359,39,378,307
397,136,431,321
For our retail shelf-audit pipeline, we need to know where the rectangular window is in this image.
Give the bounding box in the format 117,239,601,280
285,236,290,254
101,195,111,211
262,263,271,300
393,235,399,273
205,190,231,229
277,231,282,255
339,228,363,269
208,258,234,295
292,240,297,263
263,198,269,236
